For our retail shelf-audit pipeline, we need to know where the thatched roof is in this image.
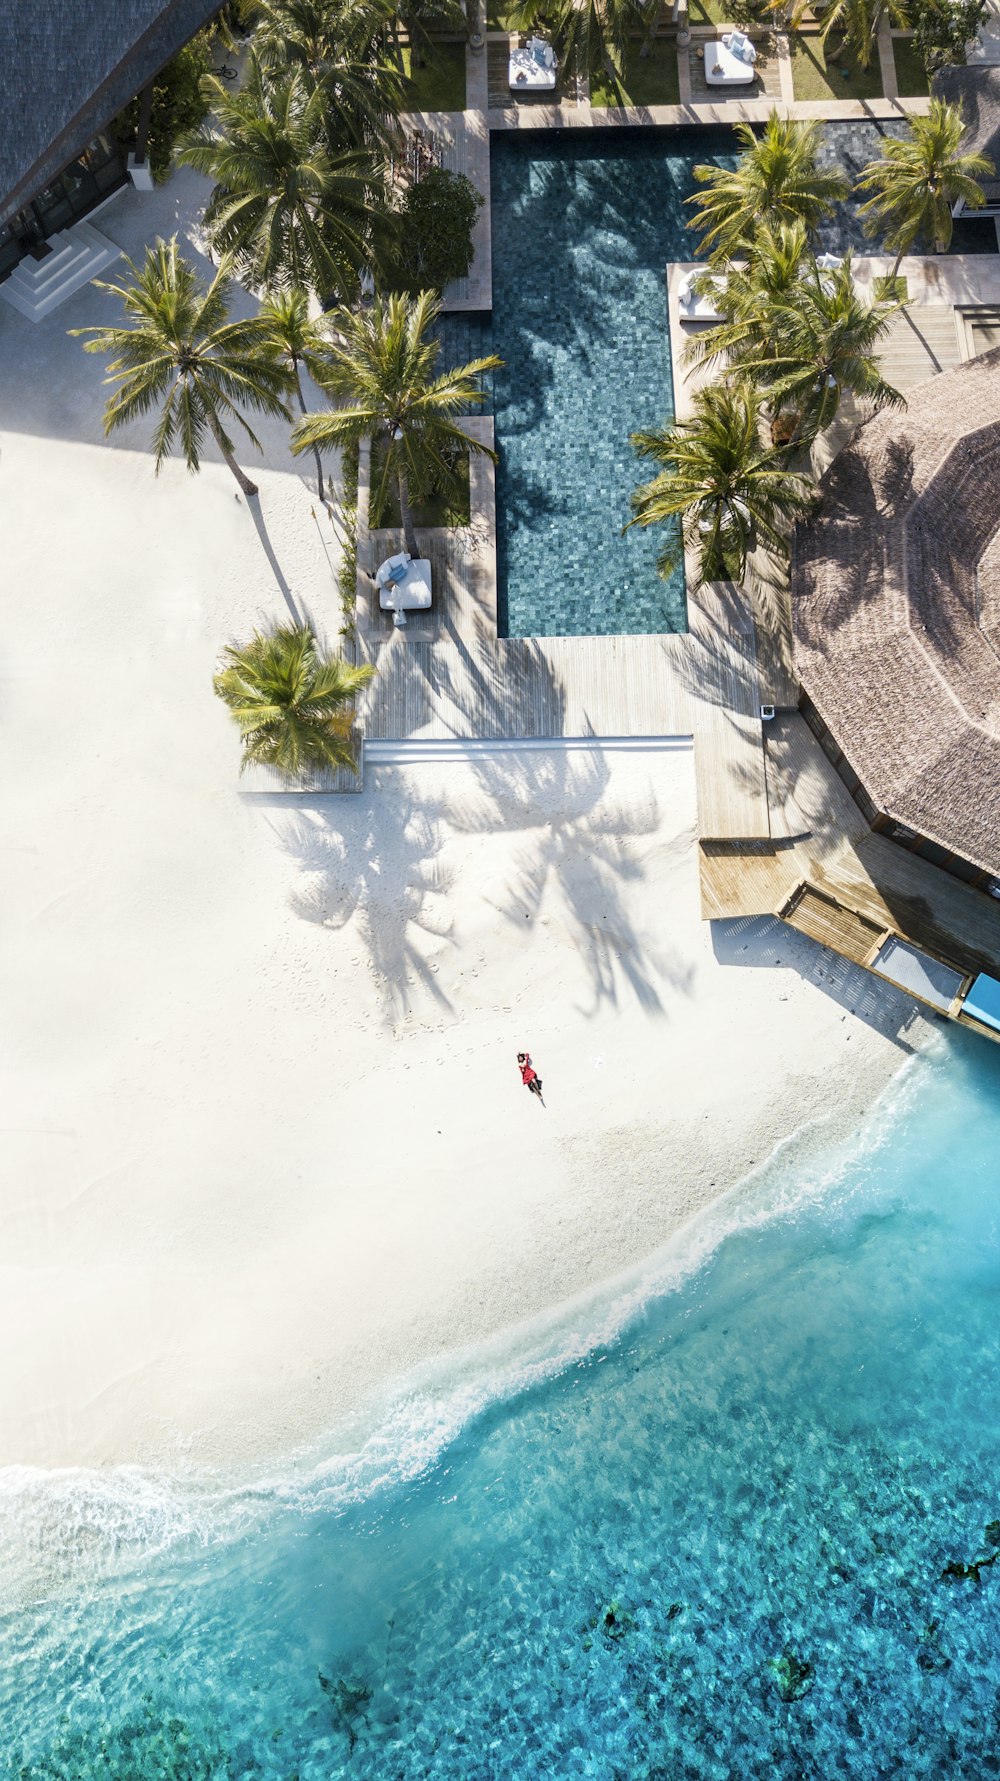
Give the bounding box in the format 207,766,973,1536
0,0,223,226
791,346,1000,880
934,64,1000,207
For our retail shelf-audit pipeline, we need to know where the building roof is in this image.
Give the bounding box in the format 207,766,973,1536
934,63,1000,206
0,0,223,226
791,346,1000,881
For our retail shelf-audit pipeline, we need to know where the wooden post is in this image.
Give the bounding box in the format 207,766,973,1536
133,80,155,166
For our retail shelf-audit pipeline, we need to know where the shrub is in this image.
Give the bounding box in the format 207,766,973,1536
390,167,484,296
113,31,214,182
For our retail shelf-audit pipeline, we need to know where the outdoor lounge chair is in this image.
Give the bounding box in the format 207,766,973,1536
676,271,726,322
704,31,757,85
508,36,558,90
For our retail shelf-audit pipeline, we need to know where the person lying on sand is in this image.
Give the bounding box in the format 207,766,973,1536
517,1051,544,1103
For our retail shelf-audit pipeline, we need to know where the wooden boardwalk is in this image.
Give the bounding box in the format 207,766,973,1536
687,582,770,840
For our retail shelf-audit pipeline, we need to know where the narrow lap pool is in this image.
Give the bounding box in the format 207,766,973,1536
490,127,735,640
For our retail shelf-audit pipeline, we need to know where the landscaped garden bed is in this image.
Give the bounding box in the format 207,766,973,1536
402,42,468,110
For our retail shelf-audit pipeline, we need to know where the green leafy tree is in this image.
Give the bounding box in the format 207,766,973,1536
113,31,214,181
735,256,905,443
214,623,374,779
688,114,849,264
857,100,990,276
257,288,334,499
911,0,988,72
516,0,645,88
252,0,404,148
179,60,388,300
626,383,814,583
70,239,291,498
291,290,500,558
390,168,484,296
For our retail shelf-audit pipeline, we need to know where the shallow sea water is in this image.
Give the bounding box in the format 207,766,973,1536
4,1032,1000,1779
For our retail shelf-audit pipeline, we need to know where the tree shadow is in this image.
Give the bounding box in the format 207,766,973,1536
711,913,923,1050
275,793,457,1025
447,740,697,1015
249,497,303,624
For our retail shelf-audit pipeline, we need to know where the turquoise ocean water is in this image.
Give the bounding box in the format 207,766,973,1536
3,1031,1000,1778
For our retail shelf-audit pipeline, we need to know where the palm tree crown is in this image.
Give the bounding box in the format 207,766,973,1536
252,0,404,149
213,622,374,779
291,289,501,557
684,219,811,376
627,382,815,584
179,60,387,301
857,100,990,273
70,238,291,497
516,0,644,85
708,254,904,443
688,114,849,264
257,287,333,497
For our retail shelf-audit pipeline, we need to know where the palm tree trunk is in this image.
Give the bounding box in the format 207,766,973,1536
293,364,325,503
397,462,419,559
890,246,904,283
206,409,258,498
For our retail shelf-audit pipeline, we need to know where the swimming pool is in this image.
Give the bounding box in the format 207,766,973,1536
490,127,734,640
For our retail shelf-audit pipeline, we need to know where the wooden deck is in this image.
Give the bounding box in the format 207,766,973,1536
687,581,770,840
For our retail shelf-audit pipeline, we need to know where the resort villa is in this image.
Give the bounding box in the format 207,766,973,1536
0,1,223,308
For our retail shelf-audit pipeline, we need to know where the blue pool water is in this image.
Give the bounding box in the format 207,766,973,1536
4,1033,1000,1778
490,128,735,640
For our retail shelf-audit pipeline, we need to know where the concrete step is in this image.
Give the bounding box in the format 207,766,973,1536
0,220,121,321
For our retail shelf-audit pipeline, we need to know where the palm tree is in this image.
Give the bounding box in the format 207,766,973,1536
516,0,644,89
780,0,909,69
291,290,501,559
857,100,991,278
684,218,811,376
626,383,814,583
738,257,904,442
179,60,388,302
257,288,332,499
70,239,291,498
688,114,849,265
213,622,374,779
252,0,404,149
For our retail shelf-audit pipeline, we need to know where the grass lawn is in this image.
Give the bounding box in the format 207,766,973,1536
790,29,882,100
370,446,471,529
891,33,929,95
687,0,736,23
486,0,524,26
401,42,467,110
591,37,681,105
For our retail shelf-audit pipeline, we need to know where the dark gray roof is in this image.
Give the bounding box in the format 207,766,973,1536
0,0,223,225
791,347,1000,881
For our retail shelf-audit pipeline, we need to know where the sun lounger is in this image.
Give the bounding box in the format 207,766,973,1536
508,36,558,90
704,32,757,85
676,271,727,322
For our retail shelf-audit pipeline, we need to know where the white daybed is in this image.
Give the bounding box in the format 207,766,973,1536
704,30,757,85
508,36,558,90
375,551,432,628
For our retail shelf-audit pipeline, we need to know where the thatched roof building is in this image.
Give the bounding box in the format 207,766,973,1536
934,64,1000,212
791,346,1000,884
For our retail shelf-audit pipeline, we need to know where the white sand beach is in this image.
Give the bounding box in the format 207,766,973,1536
0,178,924,1479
